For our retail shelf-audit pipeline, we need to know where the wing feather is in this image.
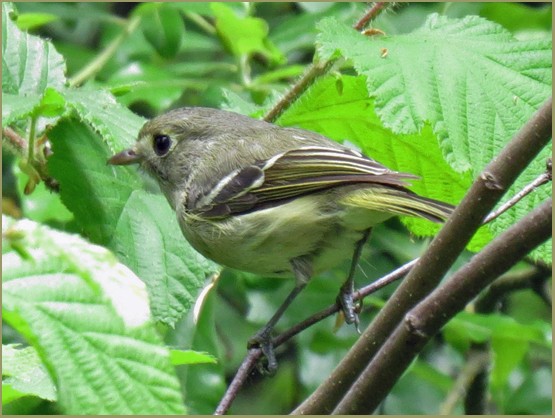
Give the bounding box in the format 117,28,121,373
191,146,419,218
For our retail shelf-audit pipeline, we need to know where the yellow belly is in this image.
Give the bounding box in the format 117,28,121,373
177,193,393,278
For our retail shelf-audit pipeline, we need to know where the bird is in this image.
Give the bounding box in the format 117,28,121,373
108,107,454,373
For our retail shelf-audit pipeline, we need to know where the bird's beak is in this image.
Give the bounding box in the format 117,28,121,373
107,147,141,165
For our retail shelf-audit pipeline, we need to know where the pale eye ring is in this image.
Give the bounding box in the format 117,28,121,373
153,134,171,156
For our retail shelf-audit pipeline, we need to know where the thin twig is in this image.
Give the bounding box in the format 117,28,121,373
183,11,216,35
2,127,59,192
3,127,27,154
263,59,337,123
214,353,260,415
353,2,388,31
484,166,552,224
475,267,552,313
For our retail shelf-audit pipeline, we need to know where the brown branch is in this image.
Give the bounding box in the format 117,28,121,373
263,59,337,123
353,2,389,31
3,126,28,153
214,352,260,415
333,198,552,414
294,96,552,414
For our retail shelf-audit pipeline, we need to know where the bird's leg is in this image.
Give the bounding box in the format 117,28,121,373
338,228,372,331
248,257,312,375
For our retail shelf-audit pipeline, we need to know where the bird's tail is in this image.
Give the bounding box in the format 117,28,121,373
341,186,454,223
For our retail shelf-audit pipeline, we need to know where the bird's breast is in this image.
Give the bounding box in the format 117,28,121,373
177,194,364,278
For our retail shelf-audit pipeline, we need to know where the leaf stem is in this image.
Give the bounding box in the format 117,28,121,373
69,15,141,87
183,11,216,35
27,113,38,164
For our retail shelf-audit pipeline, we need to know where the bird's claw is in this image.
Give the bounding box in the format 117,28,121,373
338,288,362,333
248,330,278,375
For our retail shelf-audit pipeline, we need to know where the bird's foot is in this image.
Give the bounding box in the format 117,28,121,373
248,329,278,376
337,287,362,333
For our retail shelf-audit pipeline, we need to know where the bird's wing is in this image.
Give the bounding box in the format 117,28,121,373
189,146,418,218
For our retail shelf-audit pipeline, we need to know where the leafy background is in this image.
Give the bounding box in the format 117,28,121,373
2,2,552,415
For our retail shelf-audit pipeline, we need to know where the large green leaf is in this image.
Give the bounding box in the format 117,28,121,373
2,344,56,404
47,119,219,326
2,215,185,414
2,2,66,95
317,14,552,261
47,119,141,244
137,3,185,59
111,190,220,326
61,87,146,153
277,75,491,247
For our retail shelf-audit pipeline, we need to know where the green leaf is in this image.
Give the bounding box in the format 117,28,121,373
277,75,491,245
61,87,146,153
444,311,550,347
170,349,217,366
34,87,66,118
2,92,40,127
491,334,529,391
3,87,64,129
317,14,551,169
317,15,552,261
2,215,186,414
137,3,185,59
480,3,552,37
47,119,219,326
2,344,57,403
443,312,491,352
13,12,58,31
182,290,227,414
270,3,365,56
2,2,66,95
13,162,73,224
47,119,141,244
443,311,550,390
212,3,284,65
110,190,220,327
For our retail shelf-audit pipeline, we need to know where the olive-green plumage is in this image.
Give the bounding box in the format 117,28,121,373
109,107,454,372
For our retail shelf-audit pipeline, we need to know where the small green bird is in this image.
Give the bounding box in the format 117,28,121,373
109,107,453,373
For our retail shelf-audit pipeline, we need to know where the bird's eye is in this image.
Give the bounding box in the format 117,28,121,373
153,134,172,156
